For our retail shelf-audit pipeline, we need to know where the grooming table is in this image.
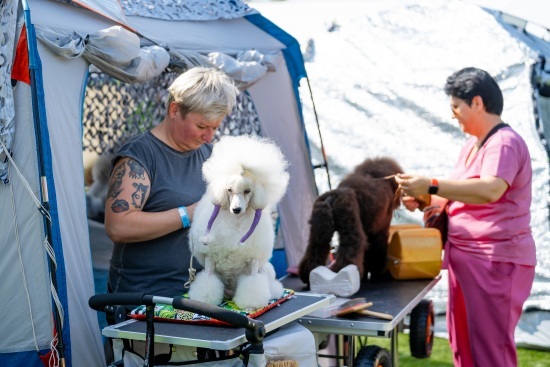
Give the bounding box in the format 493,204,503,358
102,292,333,350
282,274,441,367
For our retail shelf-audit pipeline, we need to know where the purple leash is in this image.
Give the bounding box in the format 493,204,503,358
205,205,221,234
205,206,262,244
239,209,262,244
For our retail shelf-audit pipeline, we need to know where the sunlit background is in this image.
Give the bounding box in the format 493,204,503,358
252,0,550,344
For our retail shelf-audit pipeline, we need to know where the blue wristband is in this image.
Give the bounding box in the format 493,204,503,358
178,206,191,229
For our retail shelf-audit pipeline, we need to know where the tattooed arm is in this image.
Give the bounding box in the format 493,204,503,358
104,157,185,243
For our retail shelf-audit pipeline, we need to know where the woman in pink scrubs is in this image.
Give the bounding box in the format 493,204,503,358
395,67,536,367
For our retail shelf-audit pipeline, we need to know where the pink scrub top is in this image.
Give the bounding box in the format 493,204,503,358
447,126,536,266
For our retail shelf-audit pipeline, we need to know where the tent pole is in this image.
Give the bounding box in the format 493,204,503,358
306,76,332,190
22,1,66,365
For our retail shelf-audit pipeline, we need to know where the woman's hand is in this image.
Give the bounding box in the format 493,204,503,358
395,173,431,197
395,173,432,211
402,194,421,212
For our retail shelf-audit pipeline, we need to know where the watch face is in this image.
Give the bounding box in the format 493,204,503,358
428,186,438,195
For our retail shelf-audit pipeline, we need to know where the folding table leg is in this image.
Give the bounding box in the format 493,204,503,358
391,328,399,367
347,335,355,366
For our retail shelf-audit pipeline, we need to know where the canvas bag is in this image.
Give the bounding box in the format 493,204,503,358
423,196,449,245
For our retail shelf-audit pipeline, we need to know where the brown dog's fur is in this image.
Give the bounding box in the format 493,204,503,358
298,157,402,284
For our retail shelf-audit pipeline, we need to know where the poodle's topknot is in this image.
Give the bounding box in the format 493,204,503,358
203,135,290,206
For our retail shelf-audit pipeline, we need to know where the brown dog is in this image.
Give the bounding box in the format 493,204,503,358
298,157,402,284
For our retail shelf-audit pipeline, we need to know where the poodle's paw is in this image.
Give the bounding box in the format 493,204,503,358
259,261,276,281
233,273,271,309
260,262,284,299
269,278,284,299
261,261,277,277
188,271,224,305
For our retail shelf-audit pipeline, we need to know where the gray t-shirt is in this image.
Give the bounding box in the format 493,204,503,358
108,131,211,297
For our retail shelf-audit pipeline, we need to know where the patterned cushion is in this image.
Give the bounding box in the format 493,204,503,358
128,289,295,325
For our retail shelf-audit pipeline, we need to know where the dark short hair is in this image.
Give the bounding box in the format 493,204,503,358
444,67,503,115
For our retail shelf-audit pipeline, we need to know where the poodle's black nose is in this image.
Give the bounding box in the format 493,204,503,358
232,207,242,214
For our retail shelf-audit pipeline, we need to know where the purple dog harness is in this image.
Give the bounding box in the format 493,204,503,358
205,205,263,244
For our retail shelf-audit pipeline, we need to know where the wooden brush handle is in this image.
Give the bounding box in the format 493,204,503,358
356,309,393,320
334,301,373,316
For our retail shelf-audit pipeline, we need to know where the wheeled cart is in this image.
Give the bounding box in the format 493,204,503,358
283,275,441,367
94,292,333,366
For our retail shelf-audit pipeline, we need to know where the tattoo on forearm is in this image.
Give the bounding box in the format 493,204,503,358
108,163,125,199
131,183,149,208
127,159,145,179
111,199,129,213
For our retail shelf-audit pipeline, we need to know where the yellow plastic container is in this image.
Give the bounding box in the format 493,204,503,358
387,228,442,280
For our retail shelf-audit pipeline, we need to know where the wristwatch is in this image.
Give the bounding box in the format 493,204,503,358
428,178,439,195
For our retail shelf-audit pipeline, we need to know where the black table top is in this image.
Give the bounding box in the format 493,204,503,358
282,274,441,336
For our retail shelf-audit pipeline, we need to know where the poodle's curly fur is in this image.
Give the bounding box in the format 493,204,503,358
189,135,289,309
298,157,403,285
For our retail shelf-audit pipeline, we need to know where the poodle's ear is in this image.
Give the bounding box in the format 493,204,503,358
208,179,230,207
250,181,268,210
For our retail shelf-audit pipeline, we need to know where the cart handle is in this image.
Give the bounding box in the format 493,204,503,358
89,293,266,343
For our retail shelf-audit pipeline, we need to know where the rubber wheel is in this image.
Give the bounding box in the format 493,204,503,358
353,345,392,367
409,299,434,358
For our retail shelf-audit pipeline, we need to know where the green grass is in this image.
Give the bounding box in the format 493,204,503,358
354,333,550,367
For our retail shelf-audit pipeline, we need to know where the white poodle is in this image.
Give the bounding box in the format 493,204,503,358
188,135,289,309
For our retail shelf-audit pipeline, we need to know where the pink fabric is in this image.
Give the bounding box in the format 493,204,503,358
447,126,536,266
447,245,535,367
